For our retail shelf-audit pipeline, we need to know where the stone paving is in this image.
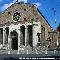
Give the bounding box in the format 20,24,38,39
0,44,60,55
0,49,60,55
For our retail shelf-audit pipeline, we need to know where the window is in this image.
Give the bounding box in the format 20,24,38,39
37,32,41,46
24,8,26,11
37,32,40,42
8,12,10,15
24,18,27,21
36,18,38,20
8,21,10,23
35,18,39,22
41,26,45,45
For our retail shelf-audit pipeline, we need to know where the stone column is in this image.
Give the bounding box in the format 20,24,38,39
25,26,27,46
8,28,11,50
18,26,20,50
57,37,59,46
8,29,11,54
8,35,10,50
3,26,5,46
8,26,12,50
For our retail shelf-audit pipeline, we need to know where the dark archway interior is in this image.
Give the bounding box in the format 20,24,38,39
10,30,18,50
0,28,3,44
20,25,25,45
12,37,18,50
5,27,9,44
28,25,32,47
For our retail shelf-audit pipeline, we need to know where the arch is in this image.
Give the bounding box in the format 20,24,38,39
10,30,18,38
27,25,32,47
10,30,18,50
20,25,25,46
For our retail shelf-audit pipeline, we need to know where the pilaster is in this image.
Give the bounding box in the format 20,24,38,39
8,27,11,50
3,26,5,46
18,25,20,50
25,25,27,46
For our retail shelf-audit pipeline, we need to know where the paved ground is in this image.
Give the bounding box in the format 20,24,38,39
0,50,60,55
0,49,60,60
0,54,60,60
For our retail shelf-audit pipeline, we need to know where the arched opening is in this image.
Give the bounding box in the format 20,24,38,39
5,27,9,44
0,28,3,44
10,30,18,50
27,25,32,47
20,25,25,46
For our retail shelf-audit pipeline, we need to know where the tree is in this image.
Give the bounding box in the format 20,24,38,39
56,23,60,53
57,23,60,31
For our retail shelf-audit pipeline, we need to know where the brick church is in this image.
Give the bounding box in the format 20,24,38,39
0,1,59,54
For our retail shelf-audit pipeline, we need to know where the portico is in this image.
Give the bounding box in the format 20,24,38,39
0,21,41,50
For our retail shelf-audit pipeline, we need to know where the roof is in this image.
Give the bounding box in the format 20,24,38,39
0,1,53,30
0,1,37,15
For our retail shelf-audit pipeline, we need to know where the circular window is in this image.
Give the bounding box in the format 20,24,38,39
13,12,20,21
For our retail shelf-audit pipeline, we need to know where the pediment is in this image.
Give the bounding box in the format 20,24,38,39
0,2,39,26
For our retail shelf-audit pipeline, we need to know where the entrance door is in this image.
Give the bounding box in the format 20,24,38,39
10,30,18,50
27,25,32,46
12,37,18,50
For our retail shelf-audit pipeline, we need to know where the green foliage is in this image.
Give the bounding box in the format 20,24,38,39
56,23,60,31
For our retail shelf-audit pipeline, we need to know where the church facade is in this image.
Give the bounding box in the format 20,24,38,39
0,1,53,54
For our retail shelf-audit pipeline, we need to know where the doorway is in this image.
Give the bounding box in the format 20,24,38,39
12,37,18,50
10,30,18,50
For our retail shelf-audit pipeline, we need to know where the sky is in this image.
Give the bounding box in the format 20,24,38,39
0,0,60,30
